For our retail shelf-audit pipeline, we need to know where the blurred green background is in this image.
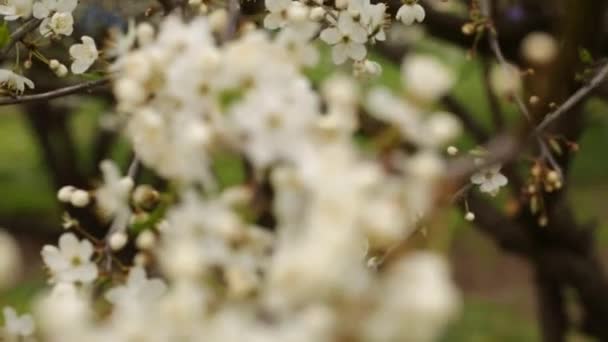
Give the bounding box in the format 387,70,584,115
1,36,607,341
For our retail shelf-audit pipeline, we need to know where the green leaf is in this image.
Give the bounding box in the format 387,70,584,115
549,138,563,156
579,48,594,65
219,88,244,111
0,22,10,49
212,153,246,189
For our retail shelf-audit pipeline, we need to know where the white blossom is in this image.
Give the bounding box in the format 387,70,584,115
69,36,99,74
96,160,134,219
320,12,368,64
471,163,509,196
41,233,98,284
521,31,558,65
263,0,292,29
396,2,426,25
402,54,454,102
490,63,522,97
40,11,74,36
105,20,137,61
33,0,77,19
348,0,387,42
105,267,167,308
0,0,32,21
27,14,464,342
0,69,34,94
2,307,34,339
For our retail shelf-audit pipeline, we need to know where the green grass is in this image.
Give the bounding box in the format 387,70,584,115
441,297,539,342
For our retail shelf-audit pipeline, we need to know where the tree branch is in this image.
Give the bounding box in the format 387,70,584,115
535,62,608,132
0,78,110,106
0,18,41,63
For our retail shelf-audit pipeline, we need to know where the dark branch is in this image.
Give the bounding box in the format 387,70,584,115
0,78,110,106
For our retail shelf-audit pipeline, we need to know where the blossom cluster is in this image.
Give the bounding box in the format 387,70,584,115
0,2,480,341
262,0,426,70
0,0,99,94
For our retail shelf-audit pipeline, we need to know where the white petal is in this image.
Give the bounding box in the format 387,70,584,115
41,246,68,271
349,24,368,44
265,0,289,13
470,172,485,185
78,239,94,260
105,287,126,304
331,44,348,64
73,263,98,283
413,4,426,22
128,266,147,285
347,42,366,61
397,6,415,25
69,44,86,59
320,28,341,44
480,181,496,194
141,279,167,300
32,2,50,19
22,77,34,89
337,12,355,31
494,174,508,187
71,59,93,74
58,233,79,256
81,36,97,52
39,18,51,35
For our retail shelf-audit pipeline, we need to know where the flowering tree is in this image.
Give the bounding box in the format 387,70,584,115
0,0,606,341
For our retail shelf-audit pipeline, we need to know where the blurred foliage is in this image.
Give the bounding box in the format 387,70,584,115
0,112,58,219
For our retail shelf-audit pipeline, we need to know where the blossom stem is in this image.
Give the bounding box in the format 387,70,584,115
0,18,42,64
535,62,608,133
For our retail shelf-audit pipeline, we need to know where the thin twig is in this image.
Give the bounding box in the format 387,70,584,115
0,18,41,63
535,62,608,133
103,156,139,271
0,77,110,106
481,0,562,177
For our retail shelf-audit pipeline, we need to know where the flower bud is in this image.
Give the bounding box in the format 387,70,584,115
446,146,458,156
521,32,558,65
70,190,90,207
465,212,475,221
461,23,475,35
136,230,156,250
49,59,60,70
309,7,325,21
55,64,68,78
287,3,309,22
57,185,76,202
133,185,160,211
109,232,128,251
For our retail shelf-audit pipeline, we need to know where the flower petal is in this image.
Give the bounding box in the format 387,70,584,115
331,44,348,64
320,28,341,45
347,42,366,61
